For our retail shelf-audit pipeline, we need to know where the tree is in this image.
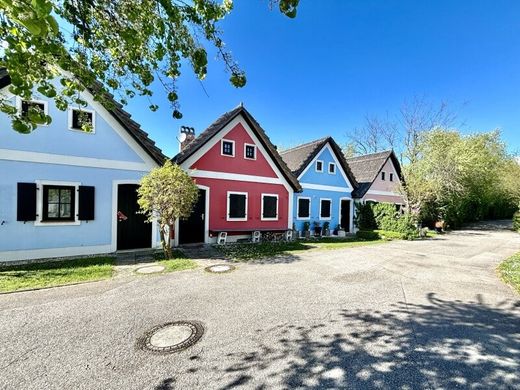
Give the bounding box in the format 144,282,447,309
137,161,199,259
0,0,300,133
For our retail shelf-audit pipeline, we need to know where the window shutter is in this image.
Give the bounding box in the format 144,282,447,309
17,183,37,221
78,186,95,220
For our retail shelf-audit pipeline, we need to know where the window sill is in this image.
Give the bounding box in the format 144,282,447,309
226,217,247,222
261,217,279,221
35,220,81,226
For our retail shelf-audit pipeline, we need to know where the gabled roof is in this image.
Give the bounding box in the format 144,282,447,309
0,69,167,165
346,150,403,197
279,137,358,187
172,105,302,191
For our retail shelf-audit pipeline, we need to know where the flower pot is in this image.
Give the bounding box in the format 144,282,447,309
314,227,322,236
303,230,311,239
337,229,346,237
323,228,330,236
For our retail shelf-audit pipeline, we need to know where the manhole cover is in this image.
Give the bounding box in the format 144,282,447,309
137,321,204,354
135,265,165,274
204,264,236,273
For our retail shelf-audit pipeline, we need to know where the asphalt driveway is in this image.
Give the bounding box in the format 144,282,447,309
1,221,519,389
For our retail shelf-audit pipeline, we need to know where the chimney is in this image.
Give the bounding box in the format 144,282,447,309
180,126,195,152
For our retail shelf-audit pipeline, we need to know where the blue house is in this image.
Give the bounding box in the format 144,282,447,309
280,137,357,235
0,69,166,262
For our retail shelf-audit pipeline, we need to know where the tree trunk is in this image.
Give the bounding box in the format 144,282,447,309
159,223,173,260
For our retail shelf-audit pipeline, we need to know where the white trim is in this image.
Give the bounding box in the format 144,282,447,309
366,189,402,197
296,196,311,220
0,149,151,172
16,97,49,124
287,187,294,229
35,180,81,226
300,182,350,193
244,143,257,160
188,169,284,185
328,162,336,174
261,193,279,221
221,139,235,157
226,191,248,221
179,115,293,193
68,107,96,133
0,244,114,263
315,160,324,173
319,198,332,220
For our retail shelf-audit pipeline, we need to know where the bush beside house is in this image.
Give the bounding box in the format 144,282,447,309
513,211,520,232
355,202,418,240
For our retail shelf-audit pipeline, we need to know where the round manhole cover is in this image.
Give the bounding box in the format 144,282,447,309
205,264,236,274
138,321,204,354
135,265,165,274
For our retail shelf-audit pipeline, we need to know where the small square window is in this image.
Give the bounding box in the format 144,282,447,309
245,144,256,160
70,109,94,132
297,198,310,219
390,173,394,182
20,100,47,123
222,140,234,156
328,163,336,174
381,172,386,181
316,160,323,172
42,185,75,222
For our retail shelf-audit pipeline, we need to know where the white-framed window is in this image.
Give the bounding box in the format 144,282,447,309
328,162,336,174
35,180,80,226
390,173,394,182
17,98,48,124
68,107,96,133
320,198,332,220
315,160,324,172
244,143,257,160
261,193,278,221
227,191,247,221
297,197,311,220
221,139,235,157
381,172,386,181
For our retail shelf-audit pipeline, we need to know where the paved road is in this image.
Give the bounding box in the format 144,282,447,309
1,221,520,389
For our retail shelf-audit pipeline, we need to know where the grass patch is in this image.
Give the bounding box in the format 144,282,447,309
0,257,115,293
154,249,198,273
216,241,314,261
499,252,520,294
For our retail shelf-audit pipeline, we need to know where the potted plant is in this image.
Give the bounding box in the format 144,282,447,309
292,222,298,241
323,221,330,236
302,221,311,239
337,224,346,237
313,221,322,237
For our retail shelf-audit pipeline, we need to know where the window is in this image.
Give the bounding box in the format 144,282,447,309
227,192,247,221
69,108,95,133
328,162,336,174
320,199,331,219
261,194,278,220
221,140,235,157
316,160,323,172
297,197,311,219
42,185,75,222
390,173,394,182
19,99,48,121
244,144,256,160
381,172,386,181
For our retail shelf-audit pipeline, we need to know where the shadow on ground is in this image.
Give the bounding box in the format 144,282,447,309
171,293,520,389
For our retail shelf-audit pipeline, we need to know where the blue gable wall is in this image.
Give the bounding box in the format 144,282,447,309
293,143,354,233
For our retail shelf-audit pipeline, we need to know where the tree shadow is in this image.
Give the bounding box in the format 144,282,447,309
215,293,520,389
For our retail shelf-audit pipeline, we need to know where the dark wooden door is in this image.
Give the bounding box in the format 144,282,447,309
341,199,351,232
179,189,206,245
117,184,152,250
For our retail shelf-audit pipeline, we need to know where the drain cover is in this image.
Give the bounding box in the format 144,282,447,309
138,321,204,354
135,265,165,274
205,264,236,273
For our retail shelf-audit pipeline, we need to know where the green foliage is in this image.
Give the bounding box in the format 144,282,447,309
137,161,198,258
0,0,300,133
513,211,520,232
303,221,310,231
216,241,313,261
355,202,417,239
355,230,381,240
498,252,520,294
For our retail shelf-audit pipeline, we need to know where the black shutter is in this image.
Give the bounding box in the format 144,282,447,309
17,183,37,221
263,196,277,218
78,186,95,220
229,194,246,218
298,198,310,218
321,200,331,218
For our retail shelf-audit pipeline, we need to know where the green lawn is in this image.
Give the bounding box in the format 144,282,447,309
216,237,386,261
154,249,198,273
0,257,115,293
499,252,520,294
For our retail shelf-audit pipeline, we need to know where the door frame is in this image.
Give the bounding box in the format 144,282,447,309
111,180,159,252
174,184,210,247
339,197,354,233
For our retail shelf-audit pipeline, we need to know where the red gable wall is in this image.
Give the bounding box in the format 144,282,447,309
189,122,278,178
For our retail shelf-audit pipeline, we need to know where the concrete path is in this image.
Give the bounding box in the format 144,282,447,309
1,221,519,389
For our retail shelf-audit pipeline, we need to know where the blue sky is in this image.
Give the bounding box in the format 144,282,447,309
125,0,520,157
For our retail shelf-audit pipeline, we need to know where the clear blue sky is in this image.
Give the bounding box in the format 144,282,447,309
125,0,520,157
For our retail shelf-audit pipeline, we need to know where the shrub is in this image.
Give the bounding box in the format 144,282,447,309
356,202,418,239
513,211,520,232
356,230,381,240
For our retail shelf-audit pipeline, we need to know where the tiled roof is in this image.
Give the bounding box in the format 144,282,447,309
172,105,302,191
346,150,402,197
0,69,167,164
280,137,358,187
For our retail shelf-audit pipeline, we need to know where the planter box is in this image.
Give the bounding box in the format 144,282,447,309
337,230,346,237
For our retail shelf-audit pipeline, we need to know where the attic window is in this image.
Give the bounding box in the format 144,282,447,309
69,108,95,133
316,160,323,172
328,162,336,174
381,172,386,181
221,139,235,157
20,99,48,119
244,144,256,160
390,173,394,182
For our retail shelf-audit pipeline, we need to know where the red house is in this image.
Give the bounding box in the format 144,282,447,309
172,105,301,245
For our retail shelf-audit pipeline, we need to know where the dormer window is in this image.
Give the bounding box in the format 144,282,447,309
316,160,323,172
381,172,386,181
390,173,394,182
221,139,235,157
69,108,95,133
328,162,336,174
244,144,256,160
